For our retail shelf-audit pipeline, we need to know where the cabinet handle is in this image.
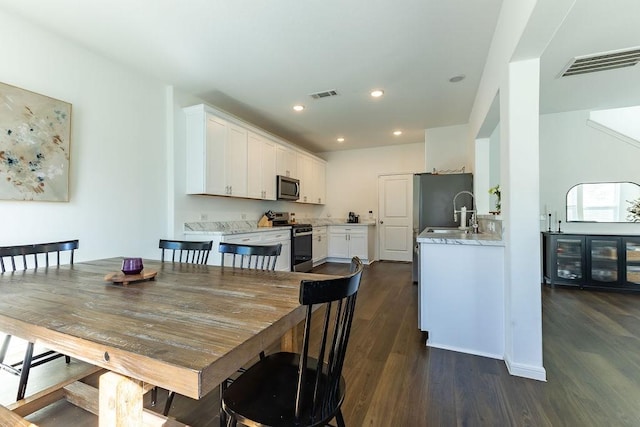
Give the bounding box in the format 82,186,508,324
229,185,232,195
242,238,250,242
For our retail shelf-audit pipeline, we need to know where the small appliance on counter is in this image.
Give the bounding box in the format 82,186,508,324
347,212,359,223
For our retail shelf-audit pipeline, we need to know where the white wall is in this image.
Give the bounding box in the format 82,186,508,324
0,10,167,261
319,143,425,221
540,109,640,234
424,124,473,173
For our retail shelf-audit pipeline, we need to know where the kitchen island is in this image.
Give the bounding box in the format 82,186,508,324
417,228,505,359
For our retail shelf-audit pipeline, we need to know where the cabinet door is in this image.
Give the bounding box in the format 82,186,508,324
348,233,367,259
587,237,621,286
226,123,248,197
328,232,349,258
247,132,263,199
204,114,227,195
276,145,297,178
261,139,276,200
296,153,312,203
312,227,328,263
312,159,326,204
624,237,640,287
552,235,585,286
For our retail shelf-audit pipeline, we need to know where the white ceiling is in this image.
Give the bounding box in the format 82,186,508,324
0,0,638,153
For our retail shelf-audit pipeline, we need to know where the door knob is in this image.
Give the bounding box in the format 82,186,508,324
380,220,384,224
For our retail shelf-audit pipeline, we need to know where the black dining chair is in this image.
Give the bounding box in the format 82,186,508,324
221,257,364,427
0,239,78,401
153,239,213,415
218,242,282,271
160,241,283,418
159,239,213,264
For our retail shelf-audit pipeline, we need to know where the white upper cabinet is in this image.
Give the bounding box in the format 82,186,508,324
296,152,312,203
276,144,297,178
312,158,326,205
226,123,248,197
297,154,326,205
185,104,322,202
247,132,276,200
186,107,247,197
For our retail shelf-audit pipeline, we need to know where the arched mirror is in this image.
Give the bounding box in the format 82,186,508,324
566,182,640,222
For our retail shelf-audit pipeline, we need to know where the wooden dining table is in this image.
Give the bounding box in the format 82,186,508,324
0,258,336,426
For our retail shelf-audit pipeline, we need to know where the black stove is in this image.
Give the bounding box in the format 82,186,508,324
269,212,313,272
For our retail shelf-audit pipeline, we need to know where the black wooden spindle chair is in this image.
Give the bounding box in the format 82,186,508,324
152,239,213,415
0,239,78,401
218,242,282,271
160,242,283,418
159,239,213,264
221,257,364,427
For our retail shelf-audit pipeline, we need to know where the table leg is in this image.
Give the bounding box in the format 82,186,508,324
99,371,143,427
280,323,299,352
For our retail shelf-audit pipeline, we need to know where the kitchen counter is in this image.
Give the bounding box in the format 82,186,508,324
417,228,503,246
310,219,376,227
184,218,375,236
418,227,505,359
184,221,291,236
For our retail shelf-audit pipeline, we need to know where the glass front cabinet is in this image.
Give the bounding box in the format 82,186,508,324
543,233,585,287
542,232,640,292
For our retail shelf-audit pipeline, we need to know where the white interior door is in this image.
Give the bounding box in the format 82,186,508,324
378,174,413,261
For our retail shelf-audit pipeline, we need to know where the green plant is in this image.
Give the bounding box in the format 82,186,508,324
489,184,501,213
627,198,640,222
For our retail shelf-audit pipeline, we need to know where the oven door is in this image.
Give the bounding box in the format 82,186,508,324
292,230,313,272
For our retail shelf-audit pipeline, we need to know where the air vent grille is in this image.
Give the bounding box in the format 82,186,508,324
309,89,338,99
561,47,640,77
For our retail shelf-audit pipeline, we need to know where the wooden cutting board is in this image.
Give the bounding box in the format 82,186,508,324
104,269,157,285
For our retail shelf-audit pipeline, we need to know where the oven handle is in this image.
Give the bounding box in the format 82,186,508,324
293,231,313,237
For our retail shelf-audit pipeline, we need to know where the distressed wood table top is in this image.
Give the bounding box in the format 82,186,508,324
0,258,334,400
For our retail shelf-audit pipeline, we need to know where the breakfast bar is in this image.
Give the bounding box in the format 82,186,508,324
417,228,505,359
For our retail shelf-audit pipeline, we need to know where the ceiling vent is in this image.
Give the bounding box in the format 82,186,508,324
309,89,338,99
560,47,640,77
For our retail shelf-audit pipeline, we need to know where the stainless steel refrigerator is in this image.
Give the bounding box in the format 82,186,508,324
412,173,473,282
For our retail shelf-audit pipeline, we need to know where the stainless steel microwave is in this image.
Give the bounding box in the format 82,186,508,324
276,175,300,201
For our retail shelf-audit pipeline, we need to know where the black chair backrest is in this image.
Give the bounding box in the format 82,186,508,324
0,240,79,273
295,257,363,421
159,239,213,264
218,242,282,270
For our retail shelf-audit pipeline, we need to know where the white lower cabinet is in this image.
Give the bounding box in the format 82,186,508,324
312,226,328,266
327,226,372,263
185,230,291,272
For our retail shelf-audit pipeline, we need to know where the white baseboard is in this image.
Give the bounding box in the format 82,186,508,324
504,356,547,381
426,341,503,360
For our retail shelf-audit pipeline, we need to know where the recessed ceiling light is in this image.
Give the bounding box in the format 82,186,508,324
393,130,403,136
337,137,345,143
370,89,384,98
448,75,466,83
293,104,305,111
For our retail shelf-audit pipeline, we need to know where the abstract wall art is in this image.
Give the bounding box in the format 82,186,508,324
0,81,71,201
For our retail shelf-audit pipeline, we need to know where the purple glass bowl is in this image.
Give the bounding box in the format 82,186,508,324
122,257,143,275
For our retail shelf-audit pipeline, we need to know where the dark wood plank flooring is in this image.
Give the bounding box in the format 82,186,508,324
7,261,640,426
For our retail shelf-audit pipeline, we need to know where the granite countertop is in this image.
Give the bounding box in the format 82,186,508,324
184,218,375,235
311,219,376,227
417,228,504,247
184,221,291,235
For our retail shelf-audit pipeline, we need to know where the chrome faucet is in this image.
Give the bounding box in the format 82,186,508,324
453,190,476,229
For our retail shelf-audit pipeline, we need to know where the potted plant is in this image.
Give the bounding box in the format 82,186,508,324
489,184,501,214
627,197,640,222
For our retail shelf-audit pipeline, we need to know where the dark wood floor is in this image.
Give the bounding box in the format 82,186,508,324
9,261,640,426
